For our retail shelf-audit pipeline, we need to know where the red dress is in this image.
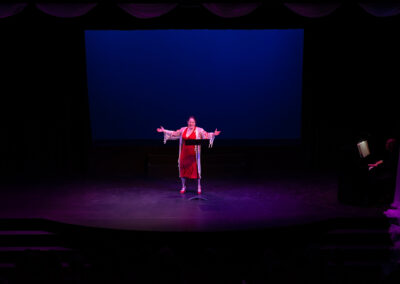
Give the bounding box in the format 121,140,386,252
179,127,199,179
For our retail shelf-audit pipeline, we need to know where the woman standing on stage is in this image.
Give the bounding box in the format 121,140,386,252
157,116,221,194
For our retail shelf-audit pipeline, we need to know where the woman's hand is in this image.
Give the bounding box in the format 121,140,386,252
368,160,383,171
214,129,221,136
368,164,377,171
157,126,165,133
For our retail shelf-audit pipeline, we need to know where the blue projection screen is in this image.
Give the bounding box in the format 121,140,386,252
85,29,304,143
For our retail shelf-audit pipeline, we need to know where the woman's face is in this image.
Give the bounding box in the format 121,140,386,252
188,118,196,128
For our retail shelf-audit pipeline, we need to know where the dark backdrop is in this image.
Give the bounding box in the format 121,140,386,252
1,3,399,180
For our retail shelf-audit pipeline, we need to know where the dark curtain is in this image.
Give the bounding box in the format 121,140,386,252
0,3,27,18
1,25,90,179
284,3,340,18
2,3,400,19
118,3,178,19
35,3,97,17
202,3,261,18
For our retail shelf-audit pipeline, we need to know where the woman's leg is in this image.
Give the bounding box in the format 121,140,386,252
180,177,186,193
197,178,201,194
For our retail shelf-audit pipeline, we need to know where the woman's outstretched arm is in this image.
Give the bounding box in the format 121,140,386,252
200,128,221,138
200,128,221,147
157,126,183,144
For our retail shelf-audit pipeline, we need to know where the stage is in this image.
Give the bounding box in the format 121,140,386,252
0,172,395,284
0,171,384,232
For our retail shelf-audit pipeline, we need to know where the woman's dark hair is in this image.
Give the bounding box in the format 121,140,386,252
187,116,196,123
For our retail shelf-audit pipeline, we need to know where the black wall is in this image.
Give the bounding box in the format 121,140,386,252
1,4,399,180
